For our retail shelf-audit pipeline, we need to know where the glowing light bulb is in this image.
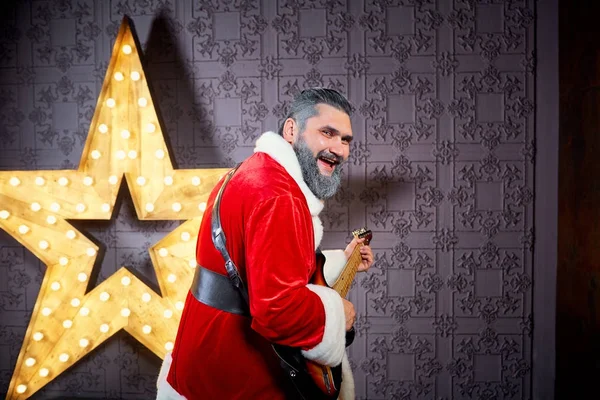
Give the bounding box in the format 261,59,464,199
128,150,137,159
146,123,156,133
199,202,207,212
158,248,168,257
114,71,124,81
99,292,110,302
191,176,201,186
0,210,9,219
50,202,60,212
35,177,45,186
101,203,110,213
77,272,88,282
91,150,101,159
66,230,76,239
136,176,146,186
164,176,173,186
167,274,177,283
70,298,80,307
130,71,140,81
79,307,90,316
142,325,152,334
59,257,69,266
172,202,182,212
122,44,132,54
50,281,61,291
180,232,191,242
120,129,130,139
155,149,165,159
145,203,154,212
116,150,126,160
75,203,86,213
25,358,36,367
121,276,131,286
33,332,43,341
46,215,57,225
39,368,49,377
138,97,147,107
188,259,196,268
59,353,69,363
165,342,174,351
86,248,96,256
106,98,115,108
83,176,94,186
41,307,51,316
98,124,108,133
16,385,26,394
121,308,130,317
175,301,184,310
58,177,69,186
9,177,20,186
164,309,173,318
18,225,29,234
62,320,72,329
142,292,151,302
31,202,41,212
108,175,118,185
100,324,109,333
79,338,89,348
39,240,49,250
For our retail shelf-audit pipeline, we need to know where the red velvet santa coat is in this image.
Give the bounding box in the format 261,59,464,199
156,132,354,400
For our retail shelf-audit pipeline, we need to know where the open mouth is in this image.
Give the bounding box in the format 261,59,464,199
317,156,339,175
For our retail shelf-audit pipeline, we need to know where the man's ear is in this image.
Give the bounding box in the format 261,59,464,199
282,118,297,145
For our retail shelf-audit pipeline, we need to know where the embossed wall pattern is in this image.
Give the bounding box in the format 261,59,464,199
0,0,536,399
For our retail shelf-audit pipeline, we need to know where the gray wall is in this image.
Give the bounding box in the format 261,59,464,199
0,0,542,399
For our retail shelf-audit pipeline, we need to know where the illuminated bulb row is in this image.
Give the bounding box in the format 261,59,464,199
106,96,146,108
115,150,138,160
144,202,192,213
144,203,182,212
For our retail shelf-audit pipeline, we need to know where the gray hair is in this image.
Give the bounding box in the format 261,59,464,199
278,88,353,136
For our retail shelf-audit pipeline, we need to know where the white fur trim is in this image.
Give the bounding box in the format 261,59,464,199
339,351,355,400
322,249,347,287
301,284,346,366
254,132,325,248
156,352,187,400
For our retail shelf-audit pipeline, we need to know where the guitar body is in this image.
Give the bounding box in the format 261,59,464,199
273,228,372,400
272,251,344,399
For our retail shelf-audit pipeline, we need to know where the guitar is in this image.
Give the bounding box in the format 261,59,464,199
272,228,373,400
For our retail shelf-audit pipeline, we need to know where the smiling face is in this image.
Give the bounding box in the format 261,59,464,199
282,103,353,199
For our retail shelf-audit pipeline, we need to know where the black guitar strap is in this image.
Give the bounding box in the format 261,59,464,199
209,163,249,308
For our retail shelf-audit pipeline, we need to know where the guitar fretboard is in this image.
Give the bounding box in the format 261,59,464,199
331,243,364,297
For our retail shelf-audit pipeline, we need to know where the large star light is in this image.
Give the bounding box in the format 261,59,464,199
0,17,228,399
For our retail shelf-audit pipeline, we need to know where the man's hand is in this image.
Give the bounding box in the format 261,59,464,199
342,298,355,331
344,237,374,272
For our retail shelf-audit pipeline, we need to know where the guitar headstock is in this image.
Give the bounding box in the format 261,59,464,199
352,227,372,245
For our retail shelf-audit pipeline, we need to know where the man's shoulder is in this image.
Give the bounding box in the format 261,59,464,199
233,152,303,199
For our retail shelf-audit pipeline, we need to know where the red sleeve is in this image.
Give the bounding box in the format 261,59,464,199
245,194,325,347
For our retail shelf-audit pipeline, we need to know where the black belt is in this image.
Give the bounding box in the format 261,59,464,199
190,264,249,317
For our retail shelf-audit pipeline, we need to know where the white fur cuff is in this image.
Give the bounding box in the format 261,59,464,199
322,249,347,287
301,284,346,367
156,352,187,400
339,351,355,400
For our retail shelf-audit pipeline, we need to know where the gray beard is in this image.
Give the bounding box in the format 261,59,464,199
293,138,343,200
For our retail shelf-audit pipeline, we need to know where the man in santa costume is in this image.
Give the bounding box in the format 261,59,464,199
157,88,373,399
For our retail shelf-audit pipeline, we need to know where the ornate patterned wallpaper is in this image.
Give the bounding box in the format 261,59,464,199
0,0,536,398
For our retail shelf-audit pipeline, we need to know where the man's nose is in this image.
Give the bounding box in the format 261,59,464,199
329,139,345,159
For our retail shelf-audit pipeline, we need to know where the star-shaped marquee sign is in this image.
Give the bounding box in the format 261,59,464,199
0,17,228,399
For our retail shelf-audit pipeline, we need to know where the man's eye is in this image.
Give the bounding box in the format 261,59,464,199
323,130,332,136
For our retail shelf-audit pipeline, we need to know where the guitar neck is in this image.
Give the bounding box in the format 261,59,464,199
331,245,363,298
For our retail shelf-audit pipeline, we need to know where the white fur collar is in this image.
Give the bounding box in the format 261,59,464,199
254,131,324,248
